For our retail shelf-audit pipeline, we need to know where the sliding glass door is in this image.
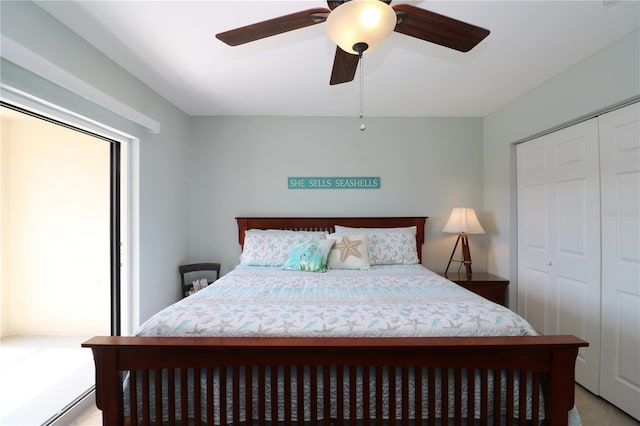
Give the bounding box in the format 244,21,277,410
0,104,123,424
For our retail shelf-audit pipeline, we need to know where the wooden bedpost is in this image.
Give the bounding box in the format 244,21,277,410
87,342,124,425
545,343,582,425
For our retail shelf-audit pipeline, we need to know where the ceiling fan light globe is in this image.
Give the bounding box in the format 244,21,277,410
326,0,396,55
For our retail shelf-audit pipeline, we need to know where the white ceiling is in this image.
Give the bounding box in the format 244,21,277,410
35,1,639,117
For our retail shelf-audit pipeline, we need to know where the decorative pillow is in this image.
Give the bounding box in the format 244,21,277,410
240,229,327,266
333,226,418,265
282,239,335,272
326,233,370,270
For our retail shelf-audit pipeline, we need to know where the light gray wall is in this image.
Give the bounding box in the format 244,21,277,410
483,29,640,308
188,116,486,273
0,1,191,326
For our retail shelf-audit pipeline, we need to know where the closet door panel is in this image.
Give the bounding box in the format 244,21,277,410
517,118,601,393
519,252,552,334
557,275,589,342
553,120,601,394
517,144,555,335
599,102,640,420
555,177,595,350
556,178,589,257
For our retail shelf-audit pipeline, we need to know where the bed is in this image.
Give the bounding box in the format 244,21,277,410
83,216,587,425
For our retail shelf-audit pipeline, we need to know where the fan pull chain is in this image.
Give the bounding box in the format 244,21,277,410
359,53,366,131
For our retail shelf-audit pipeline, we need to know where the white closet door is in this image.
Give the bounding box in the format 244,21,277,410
517,118,601,393
599,102,640,420
517,137,557,334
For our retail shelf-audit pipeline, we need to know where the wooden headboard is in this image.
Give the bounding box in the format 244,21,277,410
236,217,428,262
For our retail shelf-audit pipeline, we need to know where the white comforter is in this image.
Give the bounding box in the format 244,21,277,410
137,265,536,338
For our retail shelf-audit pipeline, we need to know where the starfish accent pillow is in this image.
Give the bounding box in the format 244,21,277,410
327,233,370,270
333,225,419,265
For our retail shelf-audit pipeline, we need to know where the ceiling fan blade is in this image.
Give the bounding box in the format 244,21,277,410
329,46,360,85
216,8,330,46
392,4,490,52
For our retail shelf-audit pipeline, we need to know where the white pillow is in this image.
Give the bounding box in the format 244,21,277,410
240,229,327,266
326,233,370,270
333,226,418,265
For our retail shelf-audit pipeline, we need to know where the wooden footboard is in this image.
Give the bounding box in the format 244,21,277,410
83,335,587,425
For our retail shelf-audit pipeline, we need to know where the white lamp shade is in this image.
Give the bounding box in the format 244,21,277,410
326,0,397,55
442,208,485,234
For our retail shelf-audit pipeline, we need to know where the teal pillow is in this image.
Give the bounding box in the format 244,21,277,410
282,239,335,272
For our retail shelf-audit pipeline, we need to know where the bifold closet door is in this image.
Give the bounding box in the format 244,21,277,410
516,118,601,393
599,102,640,420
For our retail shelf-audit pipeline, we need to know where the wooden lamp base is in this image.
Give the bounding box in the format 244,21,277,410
445,233,473,279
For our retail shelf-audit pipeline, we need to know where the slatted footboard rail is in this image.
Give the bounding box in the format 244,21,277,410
83,335,587,426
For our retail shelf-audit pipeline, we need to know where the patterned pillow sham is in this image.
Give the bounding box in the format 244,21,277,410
333,226,419,265
282,239,335,272
326,233,370,270
240,229,327,266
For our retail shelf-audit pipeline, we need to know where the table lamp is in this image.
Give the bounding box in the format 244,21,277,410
443,207,485,278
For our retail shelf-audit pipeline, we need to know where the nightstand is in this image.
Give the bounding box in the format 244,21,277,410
438,271,509,306
179,262,221,298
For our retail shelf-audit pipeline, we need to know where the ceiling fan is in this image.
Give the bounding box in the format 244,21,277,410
216,0,490,86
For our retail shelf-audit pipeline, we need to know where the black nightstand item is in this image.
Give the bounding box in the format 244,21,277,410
439,272,509,306
179,262,220,298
